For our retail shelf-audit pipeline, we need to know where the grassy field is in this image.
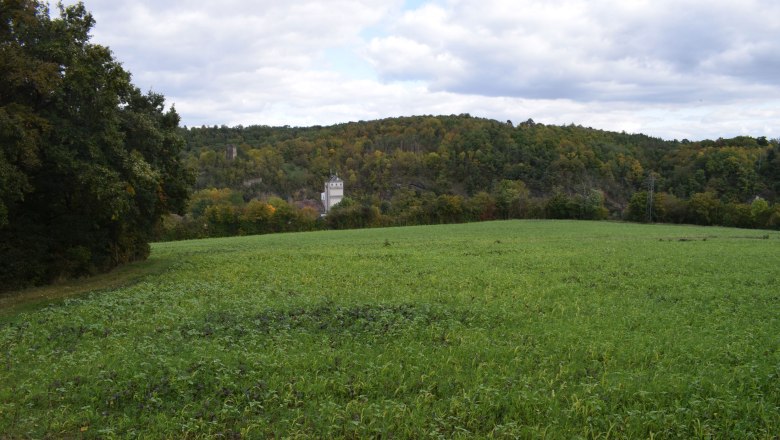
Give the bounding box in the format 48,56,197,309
1,220,778,438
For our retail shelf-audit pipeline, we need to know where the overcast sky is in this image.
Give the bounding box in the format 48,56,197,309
62,0,780,140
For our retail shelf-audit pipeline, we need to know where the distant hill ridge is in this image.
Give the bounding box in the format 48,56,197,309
180,114,779,213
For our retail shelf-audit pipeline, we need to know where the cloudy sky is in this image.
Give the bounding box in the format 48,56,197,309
62,0,780,140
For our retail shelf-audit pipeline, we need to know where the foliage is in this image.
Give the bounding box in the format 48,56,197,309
0,1,193,290
326,197,382,230
2,221,779,437
626,191,665,222
177,116,779,233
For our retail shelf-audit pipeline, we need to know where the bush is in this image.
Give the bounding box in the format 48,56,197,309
688,192,722,225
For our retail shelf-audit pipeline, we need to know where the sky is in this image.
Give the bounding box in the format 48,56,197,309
60,0,780,141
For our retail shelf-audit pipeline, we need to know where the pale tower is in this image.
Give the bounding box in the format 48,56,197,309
321,175,344,213
225,144,237,160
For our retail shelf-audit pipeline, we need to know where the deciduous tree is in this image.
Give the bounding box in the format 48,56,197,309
0,1,193,290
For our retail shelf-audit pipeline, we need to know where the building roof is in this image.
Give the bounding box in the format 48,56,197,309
327,175,343,183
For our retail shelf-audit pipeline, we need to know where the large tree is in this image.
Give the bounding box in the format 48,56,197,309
0,0,193,290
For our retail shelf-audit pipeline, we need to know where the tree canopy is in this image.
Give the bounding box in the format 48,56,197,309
0,1,193,291
169,116,779,237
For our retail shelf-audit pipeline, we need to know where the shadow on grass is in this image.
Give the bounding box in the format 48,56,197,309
0,254,175,320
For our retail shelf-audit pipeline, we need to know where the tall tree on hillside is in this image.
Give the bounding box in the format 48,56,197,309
0,1,193,290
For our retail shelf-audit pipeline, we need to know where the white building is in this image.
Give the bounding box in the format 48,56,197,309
321,175,344,213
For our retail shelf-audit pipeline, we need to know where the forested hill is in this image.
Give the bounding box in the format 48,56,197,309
180,115,779,206
182,115,676,205
170,115,780,236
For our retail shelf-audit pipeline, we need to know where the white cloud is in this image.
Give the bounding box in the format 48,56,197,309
365,35,466,81
61,0,780,140
366,0,780,103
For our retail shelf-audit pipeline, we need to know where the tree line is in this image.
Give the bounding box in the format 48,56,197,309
161,116,780,239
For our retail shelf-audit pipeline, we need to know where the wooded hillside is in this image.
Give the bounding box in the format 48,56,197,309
163,115,779,238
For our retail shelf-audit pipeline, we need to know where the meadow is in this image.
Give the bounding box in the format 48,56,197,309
1,220,778,438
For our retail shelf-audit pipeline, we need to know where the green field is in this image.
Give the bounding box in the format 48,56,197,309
1,220,779,438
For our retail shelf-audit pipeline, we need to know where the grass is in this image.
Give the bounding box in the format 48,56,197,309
1,220,778,438
0,251,175,321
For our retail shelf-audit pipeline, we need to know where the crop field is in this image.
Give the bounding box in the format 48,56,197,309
1,220,779,438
